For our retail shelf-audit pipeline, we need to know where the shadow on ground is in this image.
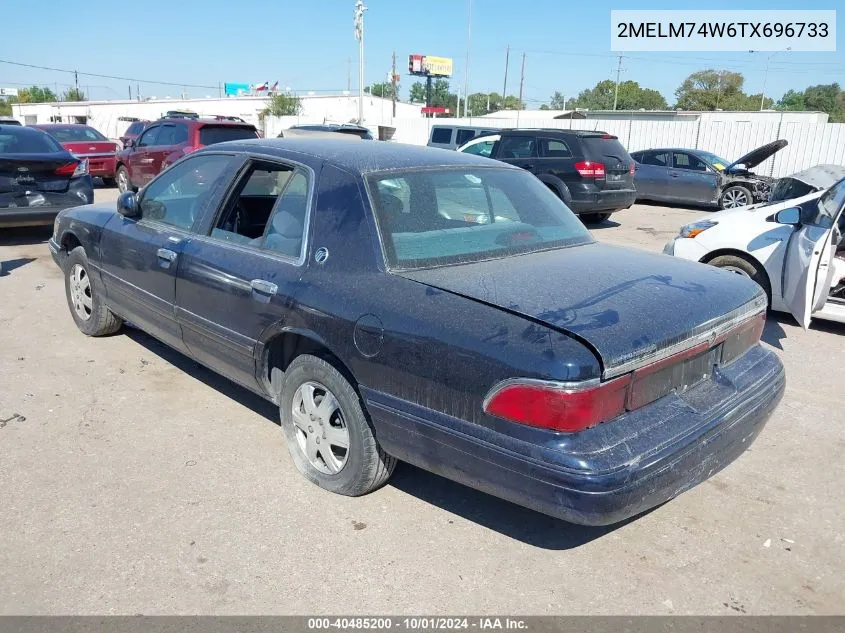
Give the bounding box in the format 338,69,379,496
0,226,52,247
124,326,627,550
0,257,36,277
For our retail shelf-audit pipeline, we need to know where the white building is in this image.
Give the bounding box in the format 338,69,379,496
480,108,829,124
12,94,422,140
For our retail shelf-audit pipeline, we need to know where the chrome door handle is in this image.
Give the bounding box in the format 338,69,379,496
156,248,177,263
140,158,154,164
250,279,278,295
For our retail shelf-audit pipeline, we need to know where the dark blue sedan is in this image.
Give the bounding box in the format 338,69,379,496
49,138,785,526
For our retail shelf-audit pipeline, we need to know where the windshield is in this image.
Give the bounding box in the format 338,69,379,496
367,167,593,270
0,129,64,153
697,151,731,170
46,126,107,142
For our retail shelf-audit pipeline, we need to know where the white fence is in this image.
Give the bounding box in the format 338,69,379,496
387,116,845,178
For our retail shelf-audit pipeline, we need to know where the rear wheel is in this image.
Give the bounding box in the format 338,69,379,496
582,212,611,224
719,185,752,209
278,354,396,496
706,254,771,305
64,246,123,336
116,166,135,194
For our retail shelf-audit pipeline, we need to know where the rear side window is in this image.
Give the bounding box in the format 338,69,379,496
540,139,572,158
0,129,63,153
579,135,631,163
199,125,259,146
640,151,669,167
455,129,476,146
430,128,453,144
127,122,146,135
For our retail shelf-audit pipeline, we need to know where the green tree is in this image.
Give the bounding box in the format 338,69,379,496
673,70,764,110
17,86,57,103
568,80,667,111
0,98,13,117
409,81,426,103
549,91,567,109
366,82,399,99
62,87,86,102
260,92,302,118
802,83,845,121
539,104,550,111
776,89,806,111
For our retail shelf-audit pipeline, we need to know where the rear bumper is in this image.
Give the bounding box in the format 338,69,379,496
364,344,784,526
569,188,637,214
0,206,69,228
82,154,117,178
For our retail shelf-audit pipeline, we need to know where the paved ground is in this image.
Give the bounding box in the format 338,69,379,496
1,189,843,615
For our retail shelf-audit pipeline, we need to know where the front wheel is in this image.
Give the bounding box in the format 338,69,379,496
279,354,396,496
64,246,123,336
707,254,772,306
719,185,752,209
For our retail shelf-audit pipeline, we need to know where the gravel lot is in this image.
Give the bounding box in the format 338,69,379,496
1,187,843,615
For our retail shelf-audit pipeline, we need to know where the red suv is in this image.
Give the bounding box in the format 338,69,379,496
114,117,259,192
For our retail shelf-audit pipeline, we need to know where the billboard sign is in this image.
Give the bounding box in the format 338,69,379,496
0,87,19,97
408,54,453,78
224,83,251,96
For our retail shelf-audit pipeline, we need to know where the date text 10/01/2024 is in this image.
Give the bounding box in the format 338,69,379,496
307,618,528,630
617,21,830,39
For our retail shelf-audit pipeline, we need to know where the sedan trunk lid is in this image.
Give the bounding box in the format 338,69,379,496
398,243,766,378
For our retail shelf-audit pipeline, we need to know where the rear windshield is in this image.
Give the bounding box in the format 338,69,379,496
199,125,258,145
46,126,107,142
367,167,592,270
579,135,631,162
0,129,64,153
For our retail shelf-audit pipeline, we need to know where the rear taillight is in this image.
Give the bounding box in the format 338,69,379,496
574,161,606,178
54,161,79,176
484,376,631,433
73,159,89,177
629,163,636,175
484,312,766,433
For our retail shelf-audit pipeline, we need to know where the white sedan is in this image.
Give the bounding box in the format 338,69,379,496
665,168,845,327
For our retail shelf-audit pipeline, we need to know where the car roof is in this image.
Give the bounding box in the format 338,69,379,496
205,138,520,172
149,118,255,128
31,123,93,128
499,128,615,137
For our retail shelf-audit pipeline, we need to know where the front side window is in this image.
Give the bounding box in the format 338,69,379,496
368,167,592,270
211,161,308,259
136,126,160,147
499,136,537,159
461,139,496,158
673,152,709,172
139,154,233,230
814,178,845,228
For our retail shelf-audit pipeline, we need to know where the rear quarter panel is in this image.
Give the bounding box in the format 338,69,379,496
274,163,601,434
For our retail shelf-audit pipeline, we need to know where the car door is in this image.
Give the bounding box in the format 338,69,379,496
143,123,180,183
175,158,313,391
129,124,160,185
782,179,845,328
669,151,719,203
98,153,237,352
496,135,538,173
632,150,670,200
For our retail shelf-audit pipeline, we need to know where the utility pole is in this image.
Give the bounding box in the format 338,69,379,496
518,52,526,109
391,51,397,118
502,45,510,106
137,83,141,102
347,57,352,92
463,0,472,117
74,70,79,94
128,85,132,100
354,0,367,124
612,54,624,111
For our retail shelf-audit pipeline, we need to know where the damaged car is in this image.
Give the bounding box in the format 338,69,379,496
631,139,787,209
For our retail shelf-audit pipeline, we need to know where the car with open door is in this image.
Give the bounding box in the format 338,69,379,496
49,138,784,526
631,140,788,209
665,172,845,327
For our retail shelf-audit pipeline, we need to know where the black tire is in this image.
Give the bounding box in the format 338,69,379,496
279,354,396,496
116,165,136,193
706,254,772,305
546,182,572,205
582,212,611,223
63,246,123,336
101,177,117,188
719,185,752,209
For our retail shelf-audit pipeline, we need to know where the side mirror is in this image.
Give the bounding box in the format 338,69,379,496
774,207,801,225
117,191,140,218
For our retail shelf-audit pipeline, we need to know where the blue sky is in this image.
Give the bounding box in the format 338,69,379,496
1,0,842,106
